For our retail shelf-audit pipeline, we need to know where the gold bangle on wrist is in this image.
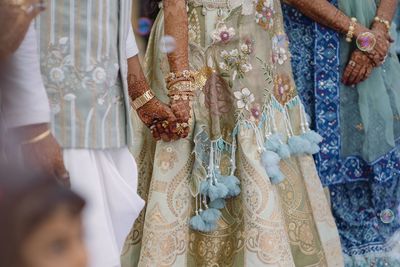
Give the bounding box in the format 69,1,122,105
346,17,358,43
374,16,391,31
21,129,51,145
131,90,155,110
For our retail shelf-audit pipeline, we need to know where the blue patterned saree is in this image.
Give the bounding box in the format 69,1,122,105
283,1,400,266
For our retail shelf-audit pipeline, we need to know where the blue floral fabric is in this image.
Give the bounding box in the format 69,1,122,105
283,2,400,264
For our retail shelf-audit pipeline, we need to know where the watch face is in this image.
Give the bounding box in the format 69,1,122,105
356,32,376,52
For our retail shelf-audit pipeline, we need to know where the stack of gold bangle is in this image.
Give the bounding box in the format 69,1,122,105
166,70,195,101
346,17,358,43
374,16,391,31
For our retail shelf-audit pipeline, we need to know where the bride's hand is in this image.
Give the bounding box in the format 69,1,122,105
170,99,191,139
137,97,179,142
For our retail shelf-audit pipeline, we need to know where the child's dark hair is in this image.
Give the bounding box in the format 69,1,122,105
0,167,85,267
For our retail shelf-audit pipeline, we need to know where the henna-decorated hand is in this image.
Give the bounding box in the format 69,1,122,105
136,97,179,142
359,29,391,66
170,99,191,139
342,50,374,86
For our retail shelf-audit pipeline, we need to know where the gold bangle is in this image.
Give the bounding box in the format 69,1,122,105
131,90,155,110
374,16,391,31
21,129,51,145
168,81,193,92
346,17,358,43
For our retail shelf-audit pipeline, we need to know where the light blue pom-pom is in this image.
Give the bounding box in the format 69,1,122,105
207,182,228,201
302,130,323,144
200,180,210,195
203,222,217,232
189,214,207,232
277,143,291,159
261,150,281,168
209,198,226,209
219,175,241,197
201,208,222,223
266,165,285,184
265,134,282,151
305,143,320,155
288,135,311,155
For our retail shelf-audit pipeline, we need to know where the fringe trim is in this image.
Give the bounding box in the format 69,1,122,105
189,96,323,232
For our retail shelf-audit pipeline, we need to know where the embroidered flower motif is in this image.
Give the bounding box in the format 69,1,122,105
234,88,255,110
219,45,253,80
272,47,288,65
211,24,236,44
250,103,262,122
159,146,178,171
240,43,252,55
92,67,107,84
240,63,253,73
272,34,289,65
49,67,65,83
255,0,275,30
274,73,295,105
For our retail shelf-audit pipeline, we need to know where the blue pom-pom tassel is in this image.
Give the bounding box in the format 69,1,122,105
302,130,323,144
265,165,285,184
207,182,228,201
288,135,311,155
265,134,282,151
201,208,221,223
261,150,281,167
189,213,207,232
203,222,217,232
209,198,226,209
200,180,210,195
219,175,241,197
305,143,320,155
277,142,291,159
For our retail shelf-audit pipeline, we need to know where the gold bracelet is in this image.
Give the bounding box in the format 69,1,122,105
168,81,193,92
374,16,391,31
131,90,155,110
346,17,358,42
21,129,51,145
166,70,195,86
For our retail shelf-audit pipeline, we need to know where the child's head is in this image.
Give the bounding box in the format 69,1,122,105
0,169,87,267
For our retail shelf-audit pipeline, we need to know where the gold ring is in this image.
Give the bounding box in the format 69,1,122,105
162,121,169,128
349,60,356,67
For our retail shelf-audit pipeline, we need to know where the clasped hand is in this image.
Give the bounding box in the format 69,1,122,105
342,24,393,86
136,97,191,142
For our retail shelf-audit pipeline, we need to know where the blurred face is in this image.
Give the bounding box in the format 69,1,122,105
21,206,87,267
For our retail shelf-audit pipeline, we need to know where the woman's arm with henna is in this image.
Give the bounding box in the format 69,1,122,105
284,0,368,37
163,0,189,71
163,0,191,138
375,0,398,23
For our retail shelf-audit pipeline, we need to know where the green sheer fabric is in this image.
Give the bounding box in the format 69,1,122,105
339,0,400,162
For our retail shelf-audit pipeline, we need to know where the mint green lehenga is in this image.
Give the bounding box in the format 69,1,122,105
122,0,344,266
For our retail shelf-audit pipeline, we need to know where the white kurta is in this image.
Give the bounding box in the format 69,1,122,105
0,24,50,128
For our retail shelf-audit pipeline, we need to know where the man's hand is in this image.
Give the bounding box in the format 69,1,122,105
7,123,70,187
0,0,46,58
137,97,179,142
342,50,374,86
